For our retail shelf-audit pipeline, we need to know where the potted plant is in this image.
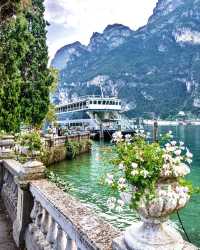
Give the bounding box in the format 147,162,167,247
106,130,195,249
17,130,43,160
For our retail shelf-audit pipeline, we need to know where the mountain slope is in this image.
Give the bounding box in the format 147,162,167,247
51,0,200,118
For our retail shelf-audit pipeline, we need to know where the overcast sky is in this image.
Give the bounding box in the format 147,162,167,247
44,0,158,60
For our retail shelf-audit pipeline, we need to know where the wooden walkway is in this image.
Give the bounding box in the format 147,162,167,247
0,198,18,250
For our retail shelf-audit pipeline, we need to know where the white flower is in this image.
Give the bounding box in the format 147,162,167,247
118,177,126,184
118,177,126,190
168,130,172,134
131,162,138,169
171,141,177,146
112,131,123,143
178,197,187,207
131,170,139,176
107,197,116,210
125,134,132,142
180,141,184,146
163,154,172,162
141,169,149,178
174,149,181,156
117,199,125,207
119,162,125,170
186,151,193,158
173,156,182,164
106,174,114,185
173,163,190,177
186,158,192,164
120,192,132,204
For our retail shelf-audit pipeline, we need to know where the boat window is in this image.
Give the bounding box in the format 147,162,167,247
94,100,97,104
103,101,106,105
98,101,101,104
90,101,92,104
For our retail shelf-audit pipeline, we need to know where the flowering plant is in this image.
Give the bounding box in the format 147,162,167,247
106,130,193,212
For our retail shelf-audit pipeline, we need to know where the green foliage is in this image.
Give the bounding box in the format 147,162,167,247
20,0,54,127
0,0,53,132
65,139,91,159
44,103,57,125
0,15,33,132
45,170,72,192
65,140,81,159
112,136,164,207
18,130,43,156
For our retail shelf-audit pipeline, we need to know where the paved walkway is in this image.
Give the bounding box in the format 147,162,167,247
0,199,18,250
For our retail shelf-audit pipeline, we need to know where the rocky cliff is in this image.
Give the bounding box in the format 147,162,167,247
51,0,200,118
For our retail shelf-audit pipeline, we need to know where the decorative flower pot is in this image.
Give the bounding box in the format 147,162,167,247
124,176,190,250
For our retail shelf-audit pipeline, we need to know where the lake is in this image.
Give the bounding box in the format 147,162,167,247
50,125,200,247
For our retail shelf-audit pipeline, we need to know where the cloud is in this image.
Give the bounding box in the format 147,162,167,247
44,0,158,60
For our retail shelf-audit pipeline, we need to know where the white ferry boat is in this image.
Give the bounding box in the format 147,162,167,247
56,96,122,131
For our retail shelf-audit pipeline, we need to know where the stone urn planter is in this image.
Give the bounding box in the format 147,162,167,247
124,172,192,250
110,132,197,250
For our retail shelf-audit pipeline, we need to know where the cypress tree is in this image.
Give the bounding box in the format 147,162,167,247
20,0,54,128
0,15,32,132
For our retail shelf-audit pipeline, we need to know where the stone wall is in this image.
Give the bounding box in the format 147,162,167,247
43,132,91,166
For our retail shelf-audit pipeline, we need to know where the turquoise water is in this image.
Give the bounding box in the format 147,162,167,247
50,125,200,247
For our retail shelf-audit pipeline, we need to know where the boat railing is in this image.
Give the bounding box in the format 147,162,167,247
57,95,120,107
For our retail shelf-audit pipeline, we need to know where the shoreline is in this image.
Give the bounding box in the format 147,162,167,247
143,120,200,126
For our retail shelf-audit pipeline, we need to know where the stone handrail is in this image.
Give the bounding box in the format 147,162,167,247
25,179,119,250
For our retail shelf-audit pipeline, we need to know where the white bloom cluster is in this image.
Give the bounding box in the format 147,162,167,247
161,139,193,178
125,134,132,143
107,197,125,212
112,131,123,143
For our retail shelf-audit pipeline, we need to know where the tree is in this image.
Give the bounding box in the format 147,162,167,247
0,0,30,23
0,15,32,132
20,0,54,128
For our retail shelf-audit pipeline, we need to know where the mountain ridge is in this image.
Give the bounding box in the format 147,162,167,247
51,0,200,119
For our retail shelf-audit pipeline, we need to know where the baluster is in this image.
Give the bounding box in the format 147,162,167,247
66,234,73,250
41,209,50,235
46,217,58,246
35,203,43,228
29,200,39,233
56,226,67,250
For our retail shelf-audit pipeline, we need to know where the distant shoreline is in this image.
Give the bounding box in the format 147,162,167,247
143,120,200,126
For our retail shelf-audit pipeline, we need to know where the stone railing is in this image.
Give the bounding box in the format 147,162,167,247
25,179,119,250
0,135,15,159
0,159,20,222
0,159,198,250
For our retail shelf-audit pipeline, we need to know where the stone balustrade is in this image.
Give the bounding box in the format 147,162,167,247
25,179,119,250
0,160,22,222
0,159,198,250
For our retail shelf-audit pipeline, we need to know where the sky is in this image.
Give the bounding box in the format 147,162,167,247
44,0,158,60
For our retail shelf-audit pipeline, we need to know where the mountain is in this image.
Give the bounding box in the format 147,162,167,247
51,0,200,119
